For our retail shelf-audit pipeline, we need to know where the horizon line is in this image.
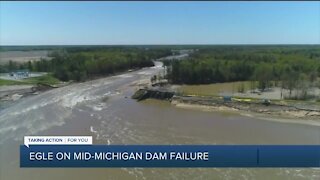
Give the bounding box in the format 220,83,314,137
1,43,320,47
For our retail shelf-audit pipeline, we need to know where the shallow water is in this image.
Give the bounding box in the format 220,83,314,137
0,63,319,180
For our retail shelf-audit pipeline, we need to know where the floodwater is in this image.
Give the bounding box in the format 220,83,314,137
0,62,319,180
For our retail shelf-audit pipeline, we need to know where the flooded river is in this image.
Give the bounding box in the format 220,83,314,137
0,62,319,180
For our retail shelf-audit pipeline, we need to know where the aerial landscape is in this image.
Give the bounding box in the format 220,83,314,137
0,1,320,180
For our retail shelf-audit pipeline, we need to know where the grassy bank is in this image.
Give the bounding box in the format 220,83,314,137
23,74,60,85
178,81,252,96
0,79,28,86
177,82,320,107
0,74,60,86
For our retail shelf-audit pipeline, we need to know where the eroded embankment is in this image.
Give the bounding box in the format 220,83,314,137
171,95,320,120
132,86,320,120
0,83,59,102
131,88,175,101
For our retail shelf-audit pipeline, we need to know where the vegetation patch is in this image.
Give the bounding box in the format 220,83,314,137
0,79,28,86
178,81,251,96
0,47,172,82
23,74,60,85
0,74,60,86
163,46,320,100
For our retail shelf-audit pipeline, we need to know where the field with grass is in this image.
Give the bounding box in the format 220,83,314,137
0,74,60,86
177,82,320,106
0,79,28,86
23,74,60,85
178,81,252,96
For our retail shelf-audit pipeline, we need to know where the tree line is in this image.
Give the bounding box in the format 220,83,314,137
163,46,320,99
0,47,171,82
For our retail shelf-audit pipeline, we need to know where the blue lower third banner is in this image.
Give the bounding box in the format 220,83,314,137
20,145,320,168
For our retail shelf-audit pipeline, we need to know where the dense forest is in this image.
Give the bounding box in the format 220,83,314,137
0,47,171,81
163,46,320,98
2,45,320,99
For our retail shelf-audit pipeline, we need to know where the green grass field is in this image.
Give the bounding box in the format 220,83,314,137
0,79,28,86
178,81,320,106
23,74,60,85
0,74,60,86
178,81,252,96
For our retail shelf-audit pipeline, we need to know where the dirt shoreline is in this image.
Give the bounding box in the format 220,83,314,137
171,96,320,126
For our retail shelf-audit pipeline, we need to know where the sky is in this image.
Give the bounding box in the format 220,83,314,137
0,1,319,45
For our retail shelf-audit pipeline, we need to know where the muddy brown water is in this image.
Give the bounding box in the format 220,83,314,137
0,62,319,180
